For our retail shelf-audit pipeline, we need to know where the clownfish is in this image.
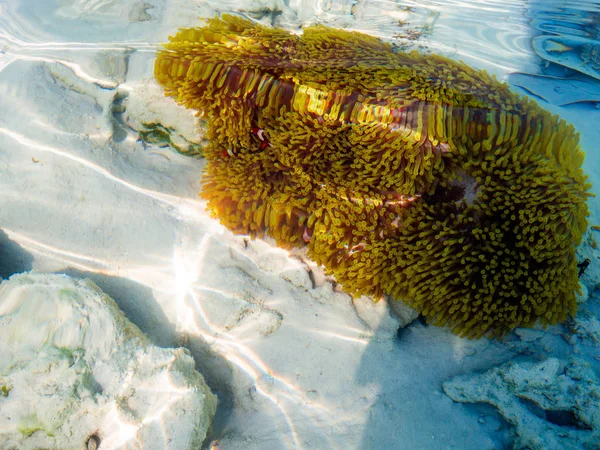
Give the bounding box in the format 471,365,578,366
251,126,270,150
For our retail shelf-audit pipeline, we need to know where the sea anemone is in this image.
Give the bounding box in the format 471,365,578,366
154,15,591,338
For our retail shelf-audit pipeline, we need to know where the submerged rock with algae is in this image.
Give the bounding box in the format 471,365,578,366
154,15,591,339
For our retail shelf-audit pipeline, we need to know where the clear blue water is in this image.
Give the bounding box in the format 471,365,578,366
1,1,599,449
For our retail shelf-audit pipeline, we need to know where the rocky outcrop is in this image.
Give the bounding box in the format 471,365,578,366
0,272,216,449
443,357,600,449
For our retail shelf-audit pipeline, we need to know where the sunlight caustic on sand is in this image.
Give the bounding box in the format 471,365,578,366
102,361,198,449
4,224,351,449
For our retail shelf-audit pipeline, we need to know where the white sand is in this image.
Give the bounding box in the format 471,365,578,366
0,0,599,448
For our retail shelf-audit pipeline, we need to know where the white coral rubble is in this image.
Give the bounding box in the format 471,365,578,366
443,357,600,450
0,272,216,450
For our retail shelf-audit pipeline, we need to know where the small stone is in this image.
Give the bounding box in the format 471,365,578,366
387,296,419,328
561,333,578,345
576,282,589,304
86,434,100,450
306,390,318,400
515,327,544,342
463,346,477,357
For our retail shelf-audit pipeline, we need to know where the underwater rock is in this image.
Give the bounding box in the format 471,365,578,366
94,49,133,85
387,295,420,328
443,358,600,449
124,82,206,156
352,295,414,340
0,272,217,450
508,72,600,106
576,282,589,304
154,15,591,338
571,309,600,346
533,35,600,81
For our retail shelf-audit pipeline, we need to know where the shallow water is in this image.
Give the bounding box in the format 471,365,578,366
1,1,599,449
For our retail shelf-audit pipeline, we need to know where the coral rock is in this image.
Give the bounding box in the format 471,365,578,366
0,273,217,449
443,358,600,449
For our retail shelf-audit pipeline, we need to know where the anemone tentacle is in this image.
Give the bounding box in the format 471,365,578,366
155,15,591,338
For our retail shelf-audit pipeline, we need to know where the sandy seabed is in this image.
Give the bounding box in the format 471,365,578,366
0,0,599,449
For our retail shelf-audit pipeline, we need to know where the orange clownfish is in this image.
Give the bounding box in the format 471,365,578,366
251,126,270,150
